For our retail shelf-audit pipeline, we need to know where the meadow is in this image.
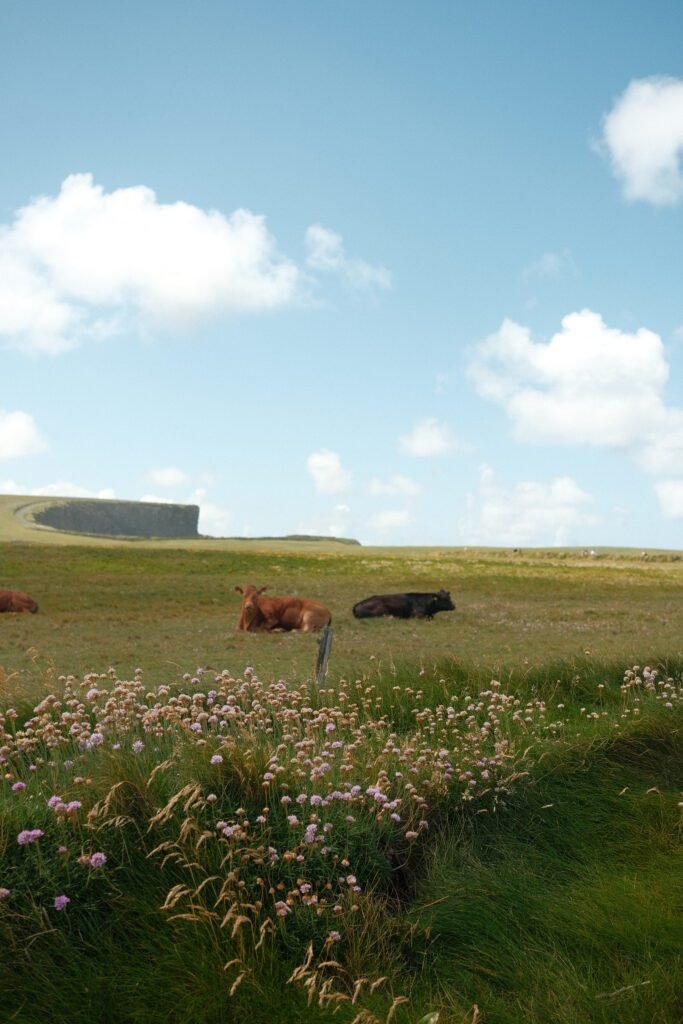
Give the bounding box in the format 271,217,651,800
1,536,682,1024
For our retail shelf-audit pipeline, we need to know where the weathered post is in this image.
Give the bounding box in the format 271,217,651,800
315,624,333,686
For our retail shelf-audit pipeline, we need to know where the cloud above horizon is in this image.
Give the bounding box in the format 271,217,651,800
0,479,115,499
0,409,49,459
366,508,412,532
0,175,390,355
601,76,683,205
307,449,352,494
305,224,392,291
399,418,464,457
145,466,189,487
368,473,421,497
654,479,683,520
459,465,598,546
468,309,683,477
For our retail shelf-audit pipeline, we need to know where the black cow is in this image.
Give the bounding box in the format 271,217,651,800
352,590,455,620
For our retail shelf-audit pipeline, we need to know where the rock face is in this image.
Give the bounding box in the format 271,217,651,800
33,499,200,539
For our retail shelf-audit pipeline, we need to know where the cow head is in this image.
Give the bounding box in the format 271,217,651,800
235,585,267,631
436,589,455,611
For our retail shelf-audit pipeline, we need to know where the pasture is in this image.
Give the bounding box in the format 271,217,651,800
1,537,682,1024
1,540,682,685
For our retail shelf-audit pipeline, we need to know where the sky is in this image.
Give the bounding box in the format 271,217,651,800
2,0,683,548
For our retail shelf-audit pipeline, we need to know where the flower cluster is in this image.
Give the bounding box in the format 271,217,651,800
1,662,680,949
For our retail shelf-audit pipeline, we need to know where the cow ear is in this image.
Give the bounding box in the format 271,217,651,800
235,586,243,594
258,586,268,594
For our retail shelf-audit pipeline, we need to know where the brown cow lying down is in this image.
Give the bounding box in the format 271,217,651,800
235,585,331,633
0,588,39,613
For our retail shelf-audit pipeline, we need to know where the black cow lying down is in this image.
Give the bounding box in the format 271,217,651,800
353,590,455,620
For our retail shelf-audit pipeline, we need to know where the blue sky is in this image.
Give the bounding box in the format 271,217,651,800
2,0,683,547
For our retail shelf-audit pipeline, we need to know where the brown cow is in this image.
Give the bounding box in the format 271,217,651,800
0,589,39,613
235,585,331,633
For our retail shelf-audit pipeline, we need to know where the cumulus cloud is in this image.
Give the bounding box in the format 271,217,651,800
145,466,189,487
367,508,412,532
305,224,392,291
0,479,114,499
459,465,598,546
195,501,231,537
601,76,683,205
0,410,49,459
0,173,301,354
468,309,683,475
307,450,352,494
399,418,464,457
368,474,421,497
654,479,683,519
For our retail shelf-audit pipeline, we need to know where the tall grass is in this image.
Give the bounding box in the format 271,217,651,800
1,656,681,1023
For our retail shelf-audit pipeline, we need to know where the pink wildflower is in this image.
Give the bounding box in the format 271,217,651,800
17,829,43,845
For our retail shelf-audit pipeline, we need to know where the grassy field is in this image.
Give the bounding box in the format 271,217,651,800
1,532,682,1024
1,538,682,684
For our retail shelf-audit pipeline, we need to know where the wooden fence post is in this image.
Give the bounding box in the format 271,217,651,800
315,624,333,685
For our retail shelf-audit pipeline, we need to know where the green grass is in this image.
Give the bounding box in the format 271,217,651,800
410,725,683,1023
0,534,682,1024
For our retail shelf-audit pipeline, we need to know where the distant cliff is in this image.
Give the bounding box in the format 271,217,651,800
32,499,200,539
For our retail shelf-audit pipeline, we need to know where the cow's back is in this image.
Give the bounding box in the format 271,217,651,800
353,594,412,619
258,595,331,632
0,588,38,613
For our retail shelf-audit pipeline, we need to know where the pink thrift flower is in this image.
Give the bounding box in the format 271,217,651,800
89,852,107,868
0,887,10,900
17,829,43,845
11,781,27,792
53,895,70,911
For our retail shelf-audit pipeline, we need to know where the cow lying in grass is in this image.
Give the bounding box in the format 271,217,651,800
353,590,454,620
0,589,39,613
235,585,332,632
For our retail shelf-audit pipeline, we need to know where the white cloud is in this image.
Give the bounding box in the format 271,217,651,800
654,479,683,519
601,77,683,205
367,508,412,532
140,493,175,504
0,479,114,499
468,310,683,474
0,409,49,459
522,247,576,282
0,173,302,354
368,473,421,497
146,466,188,487
459,465,598,546
307,450,352,494
305,224,392,291
329,503,352,537
197,502,231,537
399,418,464,457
